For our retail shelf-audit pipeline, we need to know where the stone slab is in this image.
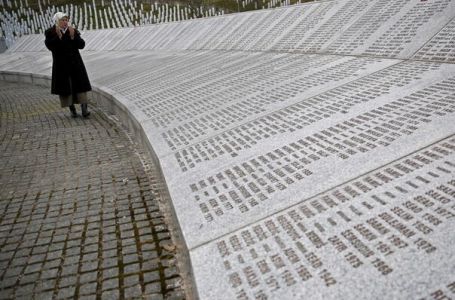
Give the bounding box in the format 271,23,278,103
413,17,455,63
161,61,455,249
322,0,455,59
190,135,455,299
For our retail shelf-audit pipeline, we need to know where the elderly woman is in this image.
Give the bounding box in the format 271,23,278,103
45,12,91,118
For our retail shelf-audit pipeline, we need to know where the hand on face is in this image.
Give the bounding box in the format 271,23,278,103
58,17,69,30
68,26,75,39
55,25,62,39
55,17,75,39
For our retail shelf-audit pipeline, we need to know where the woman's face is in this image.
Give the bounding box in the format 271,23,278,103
58,17,69,29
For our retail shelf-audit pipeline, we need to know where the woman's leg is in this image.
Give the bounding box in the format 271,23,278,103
69,104,77,117
59,94,78,117
77,92,90,118
81,104,90,117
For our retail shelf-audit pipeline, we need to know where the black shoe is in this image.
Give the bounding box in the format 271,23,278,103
81,104,90,118
69,105,78,118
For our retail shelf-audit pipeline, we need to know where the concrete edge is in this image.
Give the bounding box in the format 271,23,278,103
0,70,198,300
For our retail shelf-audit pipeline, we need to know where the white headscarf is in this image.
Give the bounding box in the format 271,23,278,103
53,12,68,24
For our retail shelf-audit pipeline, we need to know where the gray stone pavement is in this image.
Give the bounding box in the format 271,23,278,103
0,81,186,299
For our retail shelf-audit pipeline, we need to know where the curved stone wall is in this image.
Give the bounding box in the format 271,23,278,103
1,0,455,299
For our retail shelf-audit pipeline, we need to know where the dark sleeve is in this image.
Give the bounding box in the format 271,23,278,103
44,27,61,51
73,29,86,50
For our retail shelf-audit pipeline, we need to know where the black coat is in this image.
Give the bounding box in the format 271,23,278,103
45,26,92,96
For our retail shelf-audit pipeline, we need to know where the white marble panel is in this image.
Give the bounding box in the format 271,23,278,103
413,17,455,63
191,135,455,299
160,62,455,249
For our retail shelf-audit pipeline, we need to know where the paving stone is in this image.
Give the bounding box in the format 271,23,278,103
123,274,140,287
19,271,40,284
141,260,160,272
144,294,163,300
0,288,14,299
80,261,98,273
79,271,98,284
15,295,34,300
40,268,59,280
164,266,179,279
46,250,63,261
101,289,119,300
28,254,46,264
79,282,98,295
3,266,22,278
121,238,135,247
56,285,76,299
48,242,65,252
143,271,160,284
83,244,99,254
35,278,57,291
33,244,50,254
65,245,82,260
79,295,97,300
102,257,118,269
164,278,182,291
102,267,119,279
59,275,78,288
144,282,162,294
124,284,142,298
124,263,141,275
15,283,34,296
82,252,98,262
0,82,185,300
42,259,60,270
35,237,52,246
60,264,78,277
122,246,138,256
34,291,54,299
102,277,119,291
141,244,156,252
164,290,186,300
142,250,158,260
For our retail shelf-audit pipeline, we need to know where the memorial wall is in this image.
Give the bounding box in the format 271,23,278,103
1,0,454,298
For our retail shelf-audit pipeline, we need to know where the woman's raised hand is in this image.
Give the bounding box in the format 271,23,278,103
68,26,75,40
55,25,62,39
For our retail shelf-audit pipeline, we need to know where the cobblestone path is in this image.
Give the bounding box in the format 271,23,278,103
0,81,185,300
